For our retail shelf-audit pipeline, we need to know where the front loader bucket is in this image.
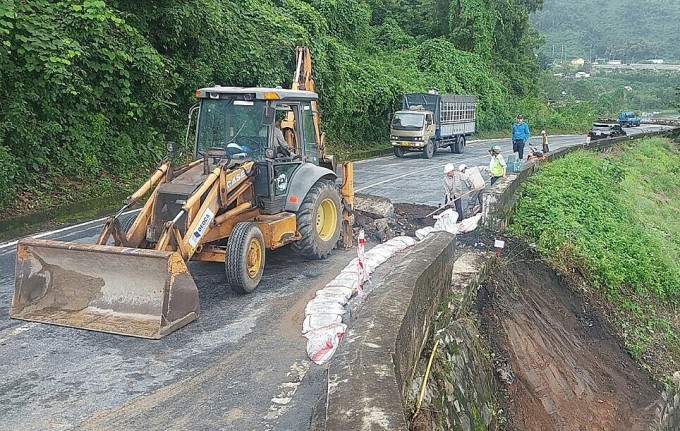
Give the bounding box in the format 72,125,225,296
10,238,199,339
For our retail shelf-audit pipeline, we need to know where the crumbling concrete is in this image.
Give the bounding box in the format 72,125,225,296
324,233,456,430
656,372,680,431
355,192,395,219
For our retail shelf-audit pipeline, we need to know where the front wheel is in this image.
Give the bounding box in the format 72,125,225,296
226,222,265,294
291,181,342,259
422,139,435,159
393,146,406,158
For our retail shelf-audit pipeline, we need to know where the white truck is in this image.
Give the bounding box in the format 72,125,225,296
390,91,476,159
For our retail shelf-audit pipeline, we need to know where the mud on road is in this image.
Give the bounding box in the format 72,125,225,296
477,245,662,430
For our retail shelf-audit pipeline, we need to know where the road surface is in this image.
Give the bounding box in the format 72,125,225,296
0,126,662,430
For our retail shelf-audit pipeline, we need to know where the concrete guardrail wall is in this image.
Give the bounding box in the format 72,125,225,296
317,127,679,430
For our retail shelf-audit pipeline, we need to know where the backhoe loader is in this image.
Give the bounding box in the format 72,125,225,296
10,47,354,339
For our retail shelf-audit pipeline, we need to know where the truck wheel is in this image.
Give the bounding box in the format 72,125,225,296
422,139,435,159
291,180,342,259
226,222,265,294
453,135,465,154
393,146,406,158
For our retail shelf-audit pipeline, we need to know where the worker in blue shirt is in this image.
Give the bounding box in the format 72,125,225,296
511,115,530,160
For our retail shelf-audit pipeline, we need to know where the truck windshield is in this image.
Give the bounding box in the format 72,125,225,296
392,113,424,130
196,98,269,161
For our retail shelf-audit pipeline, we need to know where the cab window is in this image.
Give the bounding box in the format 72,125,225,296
301,102,319,164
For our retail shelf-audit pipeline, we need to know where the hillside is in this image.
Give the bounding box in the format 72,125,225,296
0,0,547,211
532,0,680,62
509,136,680,380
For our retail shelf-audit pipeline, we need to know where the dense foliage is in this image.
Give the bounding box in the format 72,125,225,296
533,0,680,62
0,0,554,210
509,138,680,375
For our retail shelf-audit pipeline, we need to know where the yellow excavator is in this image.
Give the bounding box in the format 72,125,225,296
10,47,354,339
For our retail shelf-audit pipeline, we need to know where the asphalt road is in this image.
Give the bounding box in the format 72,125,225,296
0,126,663,430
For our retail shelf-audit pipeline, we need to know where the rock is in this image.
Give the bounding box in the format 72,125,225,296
354,193,394,219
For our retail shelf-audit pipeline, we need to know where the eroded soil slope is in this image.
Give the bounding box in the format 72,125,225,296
478,246,663,430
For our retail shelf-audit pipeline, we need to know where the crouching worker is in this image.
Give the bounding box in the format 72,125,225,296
443,163,465,220
459,164,485,217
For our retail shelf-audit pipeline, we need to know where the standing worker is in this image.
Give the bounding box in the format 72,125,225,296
487,145,507,185
541,130,550,153
443,163,465,220
512,115,530,160
459,164,485,217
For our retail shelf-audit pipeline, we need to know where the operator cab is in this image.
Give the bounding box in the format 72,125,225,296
192,86,323,213
194,87,320,163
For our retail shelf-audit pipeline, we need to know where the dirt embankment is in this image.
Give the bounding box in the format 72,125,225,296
355,205,662,429
477,245,663,430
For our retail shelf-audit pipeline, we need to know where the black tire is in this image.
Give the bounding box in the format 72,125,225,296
291,180,342,259
119,214,136,232
226,222,265,294
422,139,435,159
453,135,465,154
393,146,406,158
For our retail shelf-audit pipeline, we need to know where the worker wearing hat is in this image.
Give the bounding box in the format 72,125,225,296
487,145,507,185
443,163,465,220
512,114,530,160
459,164,485,217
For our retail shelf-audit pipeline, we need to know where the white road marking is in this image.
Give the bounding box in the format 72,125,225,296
264,360,311,421
0,322,38,344
356,154,487,192
0,209,140,251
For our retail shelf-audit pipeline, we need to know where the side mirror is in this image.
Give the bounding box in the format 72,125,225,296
165,141,178,155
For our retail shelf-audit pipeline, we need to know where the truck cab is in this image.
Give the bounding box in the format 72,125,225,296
618,111,641,127
390,92,476,159
390,107,436,158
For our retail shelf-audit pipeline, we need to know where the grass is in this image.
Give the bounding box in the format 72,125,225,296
508,136,680,380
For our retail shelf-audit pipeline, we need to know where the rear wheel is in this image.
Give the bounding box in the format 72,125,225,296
453,135,465,154
393,146,406,158
422,139,435,159
291,181,342,259
226,222,265,294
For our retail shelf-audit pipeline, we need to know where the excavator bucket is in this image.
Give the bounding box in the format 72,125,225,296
10,238,199,339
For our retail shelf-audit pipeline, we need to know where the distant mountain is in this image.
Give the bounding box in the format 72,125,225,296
532,0,680,63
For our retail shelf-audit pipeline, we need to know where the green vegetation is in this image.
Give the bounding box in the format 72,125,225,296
544,72,680,119
509,137,680,378
533,0,680,62
2,0,600,214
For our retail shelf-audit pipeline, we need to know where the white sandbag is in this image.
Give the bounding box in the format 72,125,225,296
388,236,418,248
333,270,361,285
316,286,354,303
305,298,347,315
433,208,459,234
364,249,392,267
370,243,400,255
415,226,438,240
302,313,343,334
306,323,347,365
456,213,482,234
325,277,359,291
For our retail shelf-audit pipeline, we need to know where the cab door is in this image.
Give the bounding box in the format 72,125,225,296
300,101,319,165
